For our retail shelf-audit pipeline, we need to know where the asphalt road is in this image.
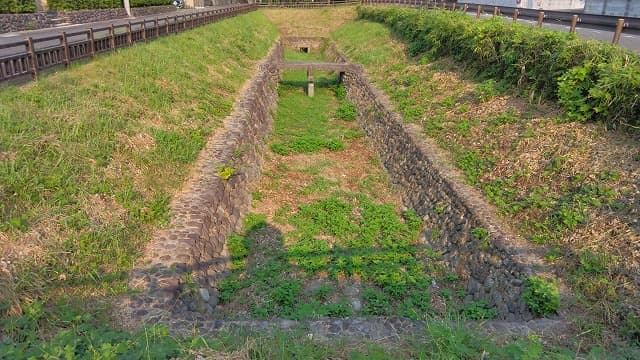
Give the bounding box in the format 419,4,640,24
0,5,238,57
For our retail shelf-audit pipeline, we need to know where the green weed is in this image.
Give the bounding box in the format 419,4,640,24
460,301,498,320
217,166,236,180
335,101,357,121
523,276,560,317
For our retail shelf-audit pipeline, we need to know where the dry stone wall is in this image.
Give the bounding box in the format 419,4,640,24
125,45,280,322
342,66,549,321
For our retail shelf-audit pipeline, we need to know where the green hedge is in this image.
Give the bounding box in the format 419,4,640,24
48,0,171,10
357,6,640,128
0,0,36,13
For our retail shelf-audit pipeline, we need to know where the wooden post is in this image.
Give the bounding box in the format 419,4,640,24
109,25,115,50
476,5,482,18
165,17,169,34
126,22,132,45
88,28,95,57
141,21,147,42
451,2,456,11
613,18,625,44
62,32,71,66
442,1,446,10
513,8,519,22
537,11,544,27
307,68,314,97
493,6,498,17
27,37,38,80
570,15,578,33
154,18,159,38
463,4,468,12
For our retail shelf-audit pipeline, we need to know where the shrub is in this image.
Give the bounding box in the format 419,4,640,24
47,0,170,10
357,6,640,129
0,0,35,13
523,276,560,317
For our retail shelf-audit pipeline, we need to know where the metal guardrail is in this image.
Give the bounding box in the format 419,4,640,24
0,4,257,84
361,0,639,43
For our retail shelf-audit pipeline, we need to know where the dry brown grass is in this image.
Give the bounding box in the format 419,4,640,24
262,7,357,37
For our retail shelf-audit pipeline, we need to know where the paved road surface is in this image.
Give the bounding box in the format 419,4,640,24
0,5,238,57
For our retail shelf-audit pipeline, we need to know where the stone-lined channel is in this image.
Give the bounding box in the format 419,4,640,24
123,38,560,336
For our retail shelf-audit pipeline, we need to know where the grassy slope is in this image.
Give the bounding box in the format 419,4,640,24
332,15,640,350
0,9,277,343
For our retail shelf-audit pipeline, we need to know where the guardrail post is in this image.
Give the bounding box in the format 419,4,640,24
476,5,482,18
537,11,544,27
493,6,498,17
89,29,95,57
109,25,115,51
570,14,578,33
27,37,39,80
613,18,625,44
62,32,71,67
513,8,519,22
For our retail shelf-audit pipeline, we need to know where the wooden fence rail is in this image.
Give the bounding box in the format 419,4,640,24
0,4,257,84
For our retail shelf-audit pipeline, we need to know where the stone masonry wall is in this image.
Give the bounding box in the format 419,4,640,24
0,5,176,34
125,45,280,322
343,66,549,321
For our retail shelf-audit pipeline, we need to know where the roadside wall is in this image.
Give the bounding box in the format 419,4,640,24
343,65,547,321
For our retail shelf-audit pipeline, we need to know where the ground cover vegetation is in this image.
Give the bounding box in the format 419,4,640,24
2,4,639,358
213,69,595,358
0,0,34,13
0,11,278,356
333,6,640,351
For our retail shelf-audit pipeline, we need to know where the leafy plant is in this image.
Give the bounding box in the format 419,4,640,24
335,101,357,121
460,301,498,320
362,288,391,315
217,166,236,180
470,227,490,248
523,276,560,317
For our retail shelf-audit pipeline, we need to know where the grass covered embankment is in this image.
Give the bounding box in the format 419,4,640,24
333,6,640,349
0,11,277,357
